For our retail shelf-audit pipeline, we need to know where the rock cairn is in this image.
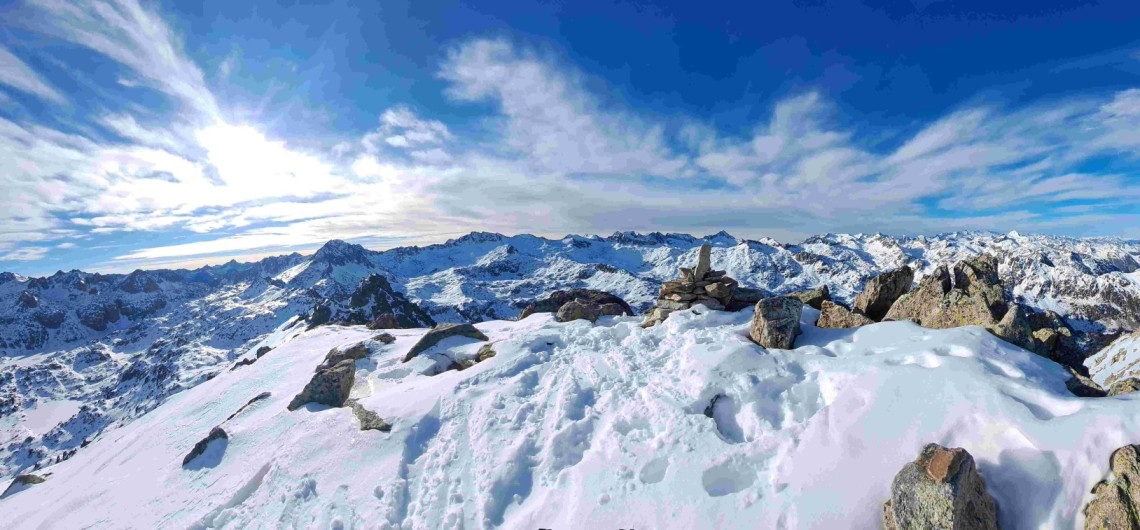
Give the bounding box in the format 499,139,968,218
643,244,739,327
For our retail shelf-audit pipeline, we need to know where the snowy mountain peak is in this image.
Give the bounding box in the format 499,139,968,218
311,239,372,267
443,232,506,246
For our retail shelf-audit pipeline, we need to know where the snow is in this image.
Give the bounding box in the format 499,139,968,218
1085,331,1140,387
16,400,82,435
4,308,1139,528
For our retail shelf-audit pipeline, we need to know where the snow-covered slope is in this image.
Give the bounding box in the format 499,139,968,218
1,230,1138,482
3,307,1138,528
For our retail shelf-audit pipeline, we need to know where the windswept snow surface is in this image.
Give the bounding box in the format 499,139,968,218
4,308,1139,529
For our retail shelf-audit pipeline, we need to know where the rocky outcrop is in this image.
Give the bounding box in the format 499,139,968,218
1084,445,1140,529
786,285,831,310
403,323,489,362
643,244,740,327
1108,378,1140,397
853,266,914,321
816,300,875,329
882,444,999,530
341,274,435,328
555,298,629,323
287,359,356,410
182,426,228,466
886,255,1088,370
518,289,633,321
0,473,46,498
749,297,804,349
16,291,38,309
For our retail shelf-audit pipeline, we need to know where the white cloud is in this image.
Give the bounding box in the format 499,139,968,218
1,247,50,261
0,46,66,103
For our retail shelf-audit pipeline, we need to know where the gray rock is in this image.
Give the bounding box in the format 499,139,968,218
816,300,874,329
882,443,999,530
693,244,712,280
1084,444,1140,529
349,400,391,432
476,343,497,362
556,299,602,322
288,359,356,410
403,323,489,362
749,297,804,349
182,426,228,466
787,285,831,310
255,345,273,358
1065,368,1107,398
1108,378,1140,397
372,332,396,344
0,474,46,498
317,342,370,372
854,266,914,321
656,299,691,311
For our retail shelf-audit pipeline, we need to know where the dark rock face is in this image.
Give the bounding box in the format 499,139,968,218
341,274,435,328
882,444,999,530
287,359,356,410
0,473,46,498
519,289,633,321
182,426,228,466
853,266,914,322
1085,445,1140,529
786,285,831,310
403,323,489,362
76,302,120,331
33,309,65,329
16,291,38,309
816,300,875,329
749,297,804,349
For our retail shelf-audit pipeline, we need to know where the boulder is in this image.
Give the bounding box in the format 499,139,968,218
182,426,228,466
317,342,370,371
287,359,356,410
749,297,804,349
371,332,396,344
555,299,628,323
255,345,273,358
0,474,46,499
1108,378,1140,397
519,289,633,320
349,400,391,432
882,444,999,530
475,343,497,362
403,323,489,362
816,300,875,329
786,285,831,310
1085,445,1140,529
1065,368,1107,398
853,266,914,321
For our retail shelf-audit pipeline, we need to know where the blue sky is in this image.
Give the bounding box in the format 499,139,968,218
1,0,1140,276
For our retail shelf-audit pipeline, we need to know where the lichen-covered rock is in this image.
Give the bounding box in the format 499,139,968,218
0,474,46,498
786,285,831,310
749,297,804,349
475,343,497,362
1108,378,1140,397
349,400,391,432
1084,445,1140,529
518,289,633,320
853,266,914,321
882,443,999,530
816,300,874,329
403,323,489,362
182,426,228,466
287,359,356,410
317,342,369,371
992,303,1034,351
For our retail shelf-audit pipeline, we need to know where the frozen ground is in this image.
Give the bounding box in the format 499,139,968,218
3,306,1139,529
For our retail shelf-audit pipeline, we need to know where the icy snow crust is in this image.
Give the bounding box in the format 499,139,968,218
5,307,1139,529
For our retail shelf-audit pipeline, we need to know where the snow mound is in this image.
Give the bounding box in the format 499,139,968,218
3,309,1139,528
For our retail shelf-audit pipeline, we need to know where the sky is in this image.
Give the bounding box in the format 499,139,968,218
2,0,1140,276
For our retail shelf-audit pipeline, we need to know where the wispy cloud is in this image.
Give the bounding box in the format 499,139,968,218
2,7,1140,274
0,46,66,103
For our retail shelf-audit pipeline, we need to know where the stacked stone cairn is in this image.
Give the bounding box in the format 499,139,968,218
642,244,738,327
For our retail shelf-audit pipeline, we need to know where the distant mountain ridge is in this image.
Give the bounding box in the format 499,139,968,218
1,229,1139,478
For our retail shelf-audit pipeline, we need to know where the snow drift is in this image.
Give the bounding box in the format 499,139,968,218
2,305,1138,529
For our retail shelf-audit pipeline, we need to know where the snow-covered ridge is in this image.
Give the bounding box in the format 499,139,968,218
1,230,1138,481
3,307,1138,528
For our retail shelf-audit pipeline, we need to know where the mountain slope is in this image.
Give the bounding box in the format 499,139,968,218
2,308,1136,528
